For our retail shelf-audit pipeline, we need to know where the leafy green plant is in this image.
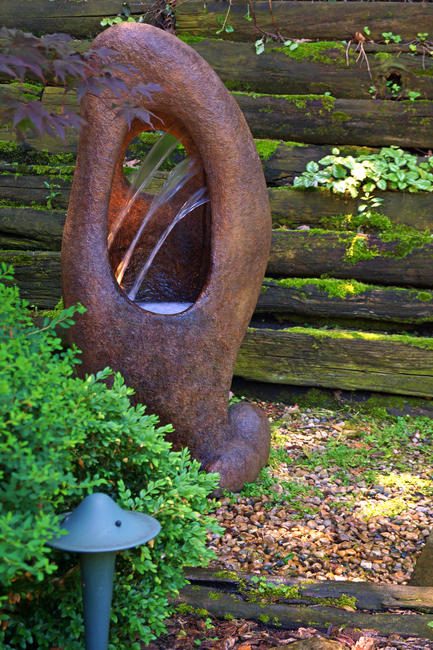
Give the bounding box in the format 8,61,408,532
408,32,433,66
386,79,401,98
408,90,421,102
216,5,234,35
0,265,222,649
382,31,402,44
100,3,142,26
43,180,61,209
294,145,433,219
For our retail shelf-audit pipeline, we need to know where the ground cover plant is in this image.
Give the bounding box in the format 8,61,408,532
0,265,221,649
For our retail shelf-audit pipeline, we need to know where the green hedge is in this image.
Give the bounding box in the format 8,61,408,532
0,264,222,648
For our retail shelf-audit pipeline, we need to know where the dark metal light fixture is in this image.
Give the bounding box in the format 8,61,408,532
49,492,160,650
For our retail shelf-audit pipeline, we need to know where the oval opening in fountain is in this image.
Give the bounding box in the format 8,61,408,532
107,127,211,315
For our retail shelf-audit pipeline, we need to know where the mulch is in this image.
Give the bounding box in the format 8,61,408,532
144,612,433,649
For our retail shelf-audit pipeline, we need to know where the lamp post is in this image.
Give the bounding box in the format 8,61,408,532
48,492,160,650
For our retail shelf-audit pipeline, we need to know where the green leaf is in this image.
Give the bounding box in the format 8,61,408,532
332,163,347,179
306,161,319,173
255,38,265,55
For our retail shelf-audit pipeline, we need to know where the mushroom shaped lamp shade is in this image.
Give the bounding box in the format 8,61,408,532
49,492,161,552
48,493,161,650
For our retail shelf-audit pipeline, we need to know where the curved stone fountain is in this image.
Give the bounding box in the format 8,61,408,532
62,23,272,492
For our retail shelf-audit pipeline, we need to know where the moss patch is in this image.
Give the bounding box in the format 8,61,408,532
344,234,379,264
270,41,347,68
331,111,350,123
0,142,76,166
265,276,433,306
263,276,376,299
255,139,280,161
176,604,210,617
208,591,222,601
232,91,335,112
269,325,433,352
374,52,395,62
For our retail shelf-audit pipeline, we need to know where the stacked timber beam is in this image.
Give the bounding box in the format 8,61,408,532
1,1,433,400
175,568,433,639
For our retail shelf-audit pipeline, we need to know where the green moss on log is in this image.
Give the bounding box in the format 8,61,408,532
268,325,433,352
0,142,75,166
344,234,379,263
232,91,335,112
331,111,351,123
224,80,254,92
264,276,376,299
176,604,210,617
270,41,347,67
265,276,433,305
255,139,281,160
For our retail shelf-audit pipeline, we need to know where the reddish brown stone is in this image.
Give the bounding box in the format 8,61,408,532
62,23,271,491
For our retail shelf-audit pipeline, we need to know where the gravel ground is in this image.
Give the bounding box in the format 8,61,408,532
147,400,433,649
208,401,433,584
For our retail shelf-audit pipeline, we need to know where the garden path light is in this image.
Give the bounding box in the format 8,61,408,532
48,492,160,650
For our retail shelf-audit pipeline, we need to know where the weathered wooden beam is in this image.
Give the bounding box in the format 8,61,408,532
175,2,433,43
4,85,433,149
235,92,433,148
257,279,433,324
235,326,433,397
2,226,433,301
190,39,433,101
0,0,155,38
0,175,71,208
230,378,433,420
2,1,433,44
184,567,433,613
0,250,61,309
269,187,433,232
2,173,433,234
269,230,433,288
0,172,164,211
177,583,433,639
0,208,65,250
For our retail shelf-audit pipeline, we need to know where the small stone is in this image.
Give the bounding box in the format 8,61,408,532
360,560,373,570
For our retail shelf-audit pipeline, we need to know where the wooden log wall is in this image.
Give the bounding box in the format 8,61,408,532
176,568,433,639
2,1,433,399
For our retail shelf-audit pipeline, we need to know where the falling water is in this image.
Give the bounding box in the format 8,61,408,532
127,186,209,301
115,157,199,285
111,131,209,311
108,132,178,249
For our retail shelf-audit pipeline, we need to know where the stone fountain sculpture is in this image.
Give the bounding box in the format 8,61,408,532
62,23,272,492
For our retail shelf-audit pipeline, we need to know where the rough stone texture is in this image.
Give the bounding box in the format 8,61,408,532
409,530,433,586
62,23,271,491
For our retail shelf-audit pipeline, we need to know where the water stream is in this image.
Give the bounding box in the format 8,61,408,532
127,186,209,301
110,131,209,311
108,132,178,250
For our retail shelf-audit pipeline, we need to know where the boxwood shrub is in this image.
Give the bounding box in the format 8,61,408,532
0,264,222,648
